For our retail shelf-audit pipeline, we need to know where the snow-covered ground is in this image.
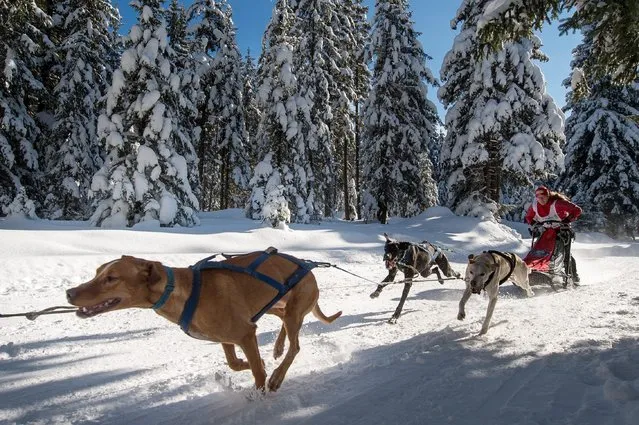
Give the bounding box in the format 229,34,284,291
1,208,638,425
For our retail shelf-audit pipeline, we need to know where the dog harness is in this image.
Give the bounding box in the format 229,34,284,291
482,250,516,291
152,247,322,337
395,241,441,272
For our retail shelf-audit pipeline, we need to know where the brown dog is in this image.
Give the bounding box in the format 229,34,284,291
66,252,342,392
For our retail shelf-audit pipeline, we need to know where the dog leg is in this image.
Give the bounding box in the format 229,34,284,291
480,296,498,335
222,343,251,371
432,266,445,285
388,272,413,324
237,326,267,390
273,324,286,359
518,281,534,297
457,287,471,320
436,254,461,279
370,269,397,298
268,314,303,392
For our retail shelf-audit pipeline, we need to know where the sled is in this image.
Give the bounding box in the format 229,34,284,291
523,220,578,289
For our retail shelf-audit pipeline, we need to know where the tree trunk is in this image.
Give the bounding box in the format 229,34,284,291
355,100,361,218
485,138,501,203
343,131,350,220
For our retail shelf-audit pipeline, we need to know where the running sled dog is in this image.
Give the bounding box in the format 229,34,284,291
66,251,342,392
458,251,533,335
370,233,461,324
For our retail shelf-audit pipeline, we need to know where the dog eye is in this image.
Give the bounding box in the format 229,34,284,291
480,273,485,276
105,276,117,283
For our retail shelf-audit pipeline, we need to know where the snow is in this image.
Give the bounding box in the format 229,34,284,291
3,48,17,83
571,67,586,90
138,90,161,113
1,210,638,424
159,193,178,225
120,49,138,73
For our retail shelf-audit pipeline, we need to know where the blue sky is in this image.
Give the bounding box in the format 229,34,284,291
112,0,581,118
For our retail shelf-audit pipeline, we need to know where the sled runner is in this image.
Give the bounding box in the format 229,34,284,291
524,220,578,288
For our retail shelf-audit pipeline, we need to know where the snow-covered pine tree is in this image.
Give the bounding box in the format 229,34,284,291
348,0,370,218
188,0,248,211
206,0,250,210
242,49,260,165
167,0,200,202
477,0,639,85
90,0,199,227
558,29,639,238
429,125,445,202
332,0,369,220
43,0,120,220
167,0,187,50
248,152,291,228
187,0,224,211
249,0,311,225
0,0,53,218
361,0,439,224
438,0,564,220
291,0,346,219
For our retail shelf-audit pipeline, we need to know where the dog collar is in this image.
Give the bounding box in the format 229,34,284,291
152,266,175,310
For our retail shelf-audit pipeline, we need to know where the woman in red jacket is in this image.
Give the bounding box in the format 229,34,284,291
525,186,582,225
525,186,582,283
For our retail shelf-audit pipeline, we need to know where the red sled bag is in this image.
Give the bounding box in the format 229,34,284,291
524,227,567,274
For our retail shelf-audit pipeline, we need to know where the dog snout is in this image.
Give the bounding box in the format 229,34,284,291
66,287,77,304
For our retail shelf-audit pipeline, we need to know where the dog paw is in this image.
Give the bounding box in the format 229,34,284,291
370,291,380,299
438,280,445,285
479,328,488,336
268,371,284,392
457,312,465,321
387,316,398,324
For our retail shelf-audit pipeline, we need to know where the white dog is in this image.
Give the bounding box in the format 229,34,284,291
458,251,533,335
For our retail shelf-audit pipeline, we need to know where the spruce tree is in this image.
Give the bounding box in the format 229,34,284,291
188,0,249,211
90,0,199,227
477,0,639,85
207,0,250,210
44,0,120,220
558,30,639,238
292,0,345,219
167,0,200,202
349,0,370,217
0,0,52,217
242,49,260,165
334,0,369,220
249,0,311,225
361,0,439,224
438,0,564,219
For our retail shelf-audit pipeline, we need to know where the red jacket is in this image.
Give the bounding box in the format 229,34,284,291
525,198,582,224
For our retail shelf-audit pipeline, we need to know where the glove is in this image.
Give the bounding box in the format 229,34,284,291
561,217,571,224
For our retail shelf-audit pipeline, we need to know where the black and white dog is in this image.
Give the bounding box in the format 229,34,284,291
370,233,461,324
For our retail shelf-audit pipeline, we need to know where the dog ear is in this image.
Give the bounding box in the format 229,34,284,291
138,260,162,286
383,232,391,242
468,254,475,263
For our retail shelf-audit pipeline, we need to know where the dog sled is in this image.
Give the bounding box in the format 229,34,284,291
523,220,578,288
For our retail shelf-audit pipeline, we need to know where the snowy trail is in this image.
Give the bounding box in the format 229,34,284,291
1,210,638,424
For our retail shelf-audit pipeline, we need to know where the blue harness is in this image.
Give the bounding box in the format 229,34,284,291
151,247,323,336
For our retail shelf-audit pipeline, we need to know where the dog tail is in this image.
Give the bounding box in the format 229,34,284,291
312,304,342,324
